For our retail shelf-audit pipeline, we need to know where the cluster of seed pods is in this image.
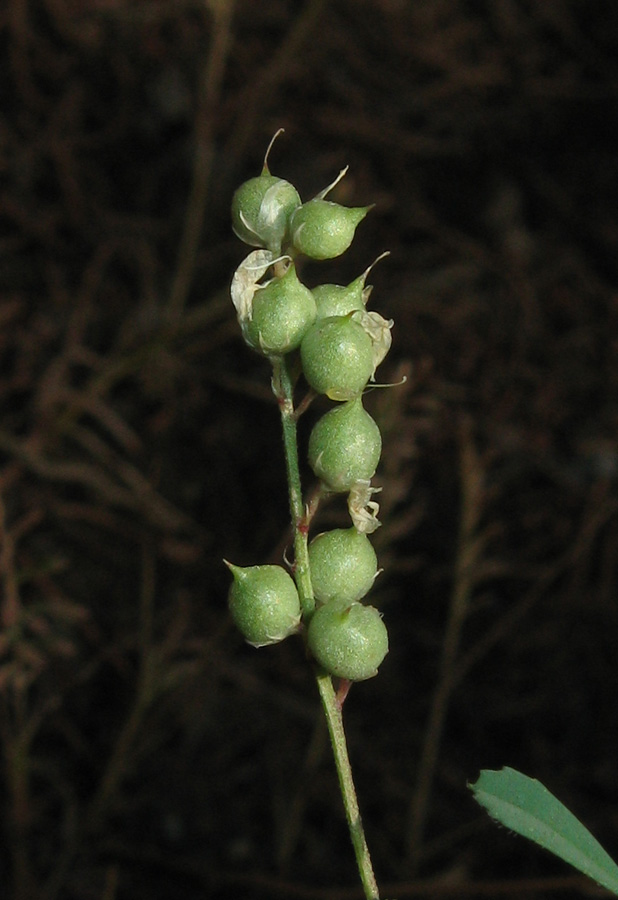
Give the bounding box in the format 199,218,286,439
226,139,393,682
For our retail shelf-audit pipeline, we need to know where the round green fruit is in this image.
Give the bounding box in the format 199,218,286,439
290,199,370,260
308,397,382,492
231,173,301,252
226,562,301,647
307,598,388,681
312,278,365,320
300,315,374,400
308,527,378,603
312,251,388,319
243,263,317,355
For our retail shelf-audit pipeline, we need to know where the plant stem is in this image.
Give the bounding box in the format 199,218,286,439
316,673,380,900
271,355,314,619
272,354,380,900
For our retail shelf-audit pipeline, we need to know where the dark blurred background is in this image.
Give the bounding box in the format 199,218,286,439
1,1,618,898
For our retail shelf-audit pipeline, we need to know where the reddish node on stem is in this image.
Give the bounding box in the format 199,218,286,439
336,679,352,709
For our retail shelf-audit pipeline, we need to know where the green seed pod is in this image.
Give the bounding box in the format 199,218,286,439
290,199,371,260
225,561,301,647
308,527,378,604
312,252,389,320
308,397,382,492
300,315,374,400
243,263,317,355
307,598,388,681
312,279,365,320
231,173,301,252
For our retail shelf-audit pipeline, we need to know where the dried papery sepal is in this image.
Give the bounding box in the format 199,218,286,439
351,309,393,379
348,479,382,534
231,249,276,324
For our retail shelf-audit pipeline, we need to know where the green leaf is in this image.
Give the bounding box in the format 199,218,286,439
469,767,618,896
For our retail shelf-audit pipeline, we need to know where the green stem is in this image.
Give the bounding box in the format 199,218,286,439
271,355,314,619
272,354,380,900
316,674,381,900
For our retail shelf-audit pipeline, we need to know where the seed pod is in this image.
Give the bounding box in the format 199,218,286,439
290,199,370,260
312,279,365,320
225,562,301,647
244,263,317,355
231,173,301,252
312,252,389,320
308,527,378,604
307,598,388,681
308,397,382,492
300,315,374,400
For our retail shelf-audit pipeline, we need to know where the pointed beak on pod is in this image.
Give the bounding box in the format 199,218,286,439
228,139,394,695
290,199,372,260
231,173,302,253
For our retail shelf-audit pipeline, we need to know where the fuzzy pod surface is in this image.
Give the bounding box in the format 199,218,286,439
290,199,370,260
312,279,365,320
308,397,382,492
243,263,317,355
231,173,301,252
308,527,378,603
226,562,301,647
300,315,374,401
307,598,388,681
